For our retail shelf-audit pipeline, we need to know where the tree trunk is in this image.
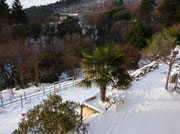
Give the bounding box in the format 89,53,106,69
12,76,18,87
165,64,172,90
35,62,39,87
100,84,106,102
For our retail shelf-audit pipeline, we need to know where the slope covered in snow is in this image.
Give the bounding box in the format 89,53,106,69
1,55,180,134
0,84,99,134
86,63,180,134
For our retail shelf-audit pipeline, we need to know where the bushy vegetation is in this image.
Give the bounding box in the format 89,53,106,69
147,25,180,57
163,25,180,43
31,53,60,84
148,34,178,57
13,95,83,134
116,44,141,69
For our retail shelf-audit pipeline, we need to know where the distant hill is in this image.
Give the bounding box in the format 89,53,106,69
24,0,82,22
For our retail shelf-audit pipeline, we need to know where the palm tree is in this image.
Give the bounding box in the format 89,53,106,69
78,44,131,102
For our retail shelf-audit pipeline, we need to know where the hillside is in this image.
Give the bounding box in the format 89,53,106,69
86,63,180,134
1,52,180,133
24,0,111,22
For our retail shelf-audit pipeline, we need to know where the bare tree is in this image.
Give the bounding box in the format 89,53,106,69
157,50,179,90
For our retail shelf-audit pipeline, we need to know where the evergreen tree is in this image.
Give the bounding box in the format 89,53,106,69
11,0,27,24
13,95,82,134
96,7,131,44
114,0,124,9
159,0,180,26
0,0,10,19
57,16,82,38
123,22,152,49
140,0,156,22
78,43,132,102
29,20,42,40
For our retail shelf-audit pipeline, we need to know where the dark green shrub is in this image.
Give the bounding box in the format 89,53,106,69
57,16,82,38
13,95,83,134
123,22,152,49
30,53,60,84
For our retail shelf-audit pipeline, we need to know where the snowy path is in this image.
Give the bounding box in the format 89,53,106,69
86,64,180,134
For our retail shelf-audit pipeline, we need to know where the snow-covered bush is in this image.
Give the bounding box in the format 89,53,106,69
99,92,126,111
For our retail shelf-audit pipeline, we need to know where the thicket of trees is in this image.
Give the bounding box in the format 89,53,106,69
0,0,180,91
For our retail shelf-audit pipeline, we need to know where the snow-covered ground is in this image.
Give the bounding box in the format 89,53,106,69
1,59,180,134
0,84,99,134
86,63,180,134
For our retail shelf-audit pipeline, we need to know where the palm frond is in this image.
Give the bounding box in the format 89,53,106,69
76,78,92,88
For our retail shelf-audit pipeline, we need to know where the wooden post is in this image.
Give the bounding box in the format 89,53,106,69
80,104,84,125
20,95,23,108
43,86,45,94
54,84,56,95
0,97,3,108
59,81,61,90
24,92,26,100
73,77,75,86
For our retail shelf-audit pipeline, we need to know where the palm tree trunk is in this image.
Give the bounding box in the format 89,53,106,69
100,84,106,102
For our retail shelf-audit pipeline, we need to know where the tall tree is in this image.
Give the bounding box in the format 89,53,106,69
96,7,131,44
78,44,132,102
29,20,42,40
11,0,27,24
140,0,156,22
123,22,152,49
114,0,124,9
159,0,180,26
57,16,82,38
0,0,10,19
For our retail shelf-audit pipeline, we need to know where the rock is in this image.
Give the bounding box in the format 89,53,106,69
15,86,20,90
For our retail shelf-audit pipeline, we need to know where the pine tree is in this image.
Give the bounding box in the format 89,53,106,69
11,0,26,24
159,0,180,26
115,0,124,9
140,0,156,22
0,0,10,19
